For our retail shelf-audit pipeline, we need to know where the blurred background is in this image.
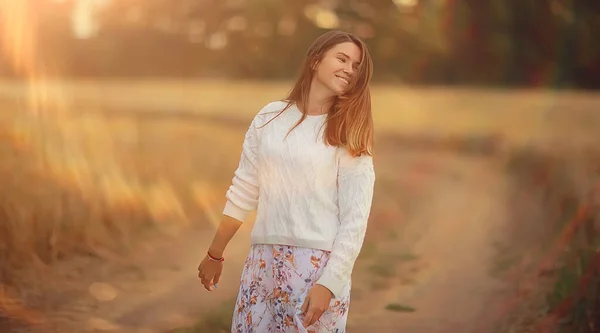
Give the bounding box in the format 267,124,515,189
0,1,599,333
1,0,600,86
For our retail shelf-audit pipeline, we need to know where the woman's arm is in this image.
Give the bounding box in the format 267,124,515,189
198,114,261,290
198,215,243,291
216,113,261,249
207,215,244,258
221,114,261,223
315,148,376,298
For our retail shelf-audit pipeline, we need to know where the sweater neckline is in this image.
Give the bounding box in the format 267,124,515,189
290,104,328,119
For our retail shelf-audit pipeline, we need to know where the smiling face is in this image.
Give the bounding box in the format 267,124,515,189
313,41,363,97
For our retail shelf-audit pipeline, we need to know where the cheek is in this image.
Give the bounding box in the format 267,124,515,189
317,59,340,77
316,66,331,81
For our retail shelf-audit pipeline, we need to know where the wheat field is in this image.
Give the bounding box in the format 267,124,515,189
1,79,599,145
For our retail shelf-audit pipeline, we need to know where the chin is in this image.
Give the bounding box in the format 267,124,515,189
324,86,343,97
328,83,347,96
336,88,349,96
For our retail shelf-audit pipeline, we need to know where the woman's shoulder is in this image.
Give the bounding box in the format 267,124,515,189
256,100,291,116
252,100,294,127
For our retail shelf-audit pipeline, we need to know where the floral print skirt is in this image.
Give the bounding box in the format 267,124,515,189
231,244,351,333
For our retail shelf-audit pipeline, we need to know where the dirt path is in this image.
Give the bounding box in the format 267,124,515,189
92,150,512,333
96,226,252,333
18,148,514,333
38,221,255,333
347,151,511,332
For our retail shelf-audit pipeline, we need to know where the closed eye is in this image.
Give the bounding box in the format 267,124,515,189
336,52,359,70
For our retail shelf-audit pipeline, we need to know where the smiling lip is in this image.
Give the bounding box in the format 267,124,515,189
335,75,349,85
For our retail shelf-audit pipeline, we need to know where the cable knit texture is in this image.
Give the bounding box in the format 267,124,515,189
223,101,376,298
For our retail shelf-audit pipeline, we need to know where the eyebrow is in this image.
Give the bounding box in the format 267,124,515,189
337,52,350,59
336,52,361,66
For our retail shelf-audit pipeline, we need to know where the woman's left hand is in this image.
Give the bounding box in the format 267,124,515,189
300,284,333,327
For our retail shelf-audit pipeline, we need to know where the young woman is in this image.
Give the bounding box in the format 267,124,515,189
197,30,375,333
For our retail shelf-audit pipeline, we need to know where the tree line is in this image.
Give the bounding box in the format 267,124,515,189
1,0,598,88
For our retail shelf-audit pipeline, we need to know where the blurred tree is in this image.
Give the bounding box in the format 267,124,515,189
5,0,598,88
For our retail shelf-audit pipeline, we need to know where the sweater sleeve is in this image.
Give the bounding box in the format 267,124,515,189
222,115,261,222
316,148,376,298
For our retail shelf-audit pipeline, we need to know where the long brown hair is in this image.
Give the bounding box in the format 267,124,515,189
262,30,374,157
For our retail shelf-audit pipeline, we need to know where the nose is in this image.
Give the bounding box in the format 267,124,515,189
343,66,353,76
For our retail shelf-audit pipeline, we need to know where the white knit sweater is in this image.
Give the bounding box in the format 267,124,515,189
222,101,376,298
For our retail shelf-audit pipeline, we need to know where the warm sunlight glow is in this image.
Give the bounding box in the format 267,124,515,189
304,5,340,29
0,0,61,115
72,0,100,39
393,0,418,7
192,182,222,228
0,1,36,79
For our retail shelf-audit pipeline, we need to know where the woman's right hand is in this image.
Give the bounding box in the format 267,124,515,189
197,254,223,291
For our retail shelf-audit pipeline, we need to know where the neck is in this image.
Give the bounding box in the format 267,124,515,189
305,79,334,116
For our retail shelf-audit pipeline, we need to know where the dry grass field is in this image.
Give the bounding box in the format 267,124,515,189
0,80,599,333
1,79,599,146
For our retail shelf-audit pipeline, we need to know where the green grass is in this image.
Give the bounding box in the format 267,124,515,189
385,303,416,312
369,261,396,278
366,252,419,290
393,252,420,262
496,147,600,333
545,246,599,332
489,241,519,279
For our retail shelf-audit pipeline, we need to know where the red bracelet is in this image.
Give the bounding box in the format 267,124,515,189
207,251,224,262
